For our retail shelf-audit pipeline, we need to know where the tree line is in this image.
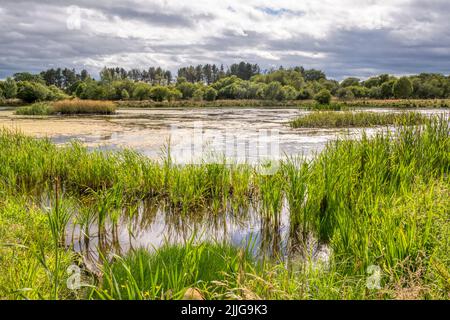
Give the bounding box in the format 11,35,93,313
1,62,450,103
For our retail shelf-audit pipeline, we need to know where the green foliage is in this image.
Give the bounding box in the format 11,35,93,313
150,85,171,102
15,102,52,115
341,77,360,87
264,81,284,100
121,88,130,100
291,111,429,128
336,87,355,100
13,72,45,84
281,85,298,100
0,77,18,99
0,118,449,300
96,243,254,299
17,81,50,103
176,81,197,99
393,77,413,99
380,80,395,99
168,88,182,101
47,85,70,101
314,89,332,104
203,87,218,101
192,88,204,101
132,83,152,101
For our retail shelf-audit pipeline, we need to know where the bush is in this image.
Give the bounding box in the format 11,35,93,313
168,88,182,101
203,87,218,101
192,89,204,101
282,85,298,100
17,81,50,103
264,81,283,100
132,83,152,100
297,88,314,100
176,81,197,99
0,77,18,99
380,80,395,99
75,82,87,98
121,89,130,100
393,77,413,99
150,85,171,102
47,85,70,101
336,87,355,101
314,89,332,104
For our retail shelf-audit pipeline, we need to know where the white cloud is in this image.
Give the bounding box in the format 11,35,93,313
0,0,449,79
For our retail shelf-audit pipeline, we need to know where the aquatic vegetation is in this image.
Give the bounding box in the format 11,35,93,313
94,242,255,300
15,102,51,115
290,111,429,128
0,117,449,300
51,100,116,115
15,100,116,116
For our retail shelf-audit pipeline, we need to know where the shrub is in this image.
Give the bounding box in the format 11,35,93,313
264,81,283,100
150,85,171,102
282,85,298,100
192,89,204,101
380,80,395,99
336,87,355,101
75,82,87,98
0,77,18,99
314,89,332,104
297,88,314,100
203,87,218,101
393,77,413,99
168,88,182,101
132,83,152,100
121,89,130,100
47,85,70,101
176,81,197,99
17,81,50,103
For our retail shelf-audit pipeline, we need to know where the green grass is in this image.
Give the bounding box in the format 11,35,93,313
0,117,448,300
94,242,255,300
290,111,429,128
15,102,51,115
117,98,450,109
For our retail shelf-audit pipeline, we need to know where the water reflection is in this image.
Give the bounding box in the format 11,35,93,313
67,197,326,266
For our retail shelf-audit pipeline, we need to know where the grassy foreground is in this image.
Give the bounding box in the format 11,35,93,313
0,118,449,300
15,100,117,115
290,111,429,128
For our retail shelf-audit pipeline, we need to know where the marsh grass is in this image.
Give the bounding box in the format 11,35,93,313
94,241,255,300
0,116,449,299
15,100,117,116
290,111,429,128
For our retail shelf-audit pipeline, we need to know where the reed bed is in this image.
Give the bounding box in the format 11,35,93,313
15,100,117,116
0,117,449,300
290,111,429,128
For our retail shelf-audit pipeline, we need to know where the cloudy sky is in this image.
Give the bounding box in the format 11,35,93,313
1,0,449,80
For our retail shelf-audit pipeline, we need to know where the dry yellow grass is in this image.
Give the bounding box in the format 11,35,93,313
51,99,117,114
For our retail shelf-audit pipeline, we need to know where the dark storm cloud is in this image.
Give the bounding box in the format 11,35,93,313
0,0,449,80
